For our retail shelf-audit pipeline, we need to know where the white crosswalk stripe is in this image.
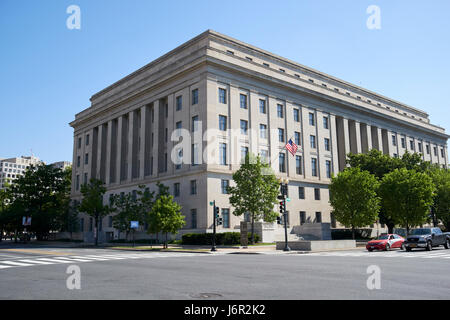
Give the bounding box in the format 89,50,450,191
0,252,208,270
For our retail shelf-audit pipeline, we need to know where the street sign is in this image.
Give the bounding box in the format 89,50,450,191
286,198,291,202
130,221,139,229
22,216,31,226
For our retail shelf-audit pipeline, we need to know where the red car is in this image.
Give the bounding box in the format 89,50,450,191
366,234,405,251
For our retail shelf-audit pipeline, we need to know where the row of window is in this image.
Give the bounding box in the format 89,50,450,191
392,135,445,157
0,163,29,169
218,88,331,129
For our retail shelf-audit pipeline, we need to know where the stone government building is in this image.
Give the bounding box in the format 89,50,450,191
69,30,449,243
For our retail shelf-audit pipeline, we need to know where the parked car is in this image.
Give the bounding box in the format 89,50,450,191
404,228,450,251
366,234,405,251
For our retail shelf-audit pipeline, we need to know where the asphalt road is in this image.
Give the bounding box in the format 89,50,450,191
0,243,449,300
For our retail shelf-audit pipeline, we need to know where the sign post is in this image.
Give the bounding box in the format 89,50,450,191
130,221,139,248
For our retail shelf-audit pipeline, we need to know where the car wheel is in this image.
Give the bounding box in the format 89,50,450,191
368,248,373,252
444,239,450,249
426,241,432,251
406,247,412,252
385,243,390,251
401,243,405,251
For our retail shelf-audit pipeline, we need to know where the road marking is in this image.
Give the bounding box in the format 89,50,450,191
18,259,56,265
0,249,72,255
49,257,94,262
0,261,34,266
0,265,13,269
36,258,74,264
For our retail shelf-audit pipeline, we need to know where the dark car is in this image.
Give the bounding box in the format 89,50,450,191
404,228,450,251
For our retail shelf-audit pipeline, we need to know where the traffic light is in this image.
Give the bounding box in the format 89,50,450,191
214,206,219,217
217,217,223,226
279,200,285,213
276,216,282,225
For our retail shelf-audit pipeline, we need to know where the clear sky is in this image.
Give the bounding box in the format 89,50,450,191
1,0,449,164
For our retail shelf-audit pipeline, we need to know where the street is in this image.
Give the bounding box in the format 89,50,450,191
0,243,449,299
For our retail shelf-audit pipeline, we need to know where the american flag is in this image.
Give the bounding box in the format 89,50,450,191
285,139,298,156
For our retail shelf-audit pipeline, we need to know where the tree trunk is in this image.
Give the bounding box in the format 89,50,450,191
351,226,355,240
251,214,255,245
165,232,168,249
95,215,99,247
387,223,395,235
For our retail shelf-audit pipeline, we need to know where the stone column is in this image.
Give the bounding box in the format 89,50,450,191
139,106,147,180
105,120,112,185
115,116,123,184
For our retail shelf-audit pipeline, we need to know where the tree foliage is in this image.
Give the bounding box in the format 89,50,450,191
329,167,381,239
228,153,280,244
379,168,435,234
146,193,185,248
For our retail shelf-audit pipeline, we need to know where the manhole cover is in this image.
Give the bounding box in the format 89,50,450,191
189,293,223,299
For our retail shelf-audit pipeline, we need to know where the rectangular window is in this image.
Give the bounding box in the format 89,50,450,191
293,109,300,122
278,128,285,142
174,183,180,197
86,134,90,146
300,211,306,225
296,156,302,175
192,116,199,132
219,115,227,131
219,88,227,104
279,153,286,173
315,212,322,223
324,138,330,151
260,150,268,163
418,142,423,153
190,180,197,195
294,132,301,146
77,156,80,167
78,137,82,149
441,148,445,158
326,160,332,178
277,104,284,118
240,94,247,109
222,208,230,228
191,144,198,166
298,187,305,199
410,140,414,150
260,124,267,139
84,173,88,185
392,135,397,146
164,153,167,172
240,120,248,135
84,153,89,165
310,135,316,149
220,143,227,165
176,96,182,111
241,146,249,162
76,175,80,191
434,147,438,156
311,158,318,177
192,89,199,105
259,99,266,114
191,209,197,229
221,179,229,194
401,138,406,148
426,144,430,154
309,113,315,126
176,121,182,130
314,188,321,200
323,117,329,129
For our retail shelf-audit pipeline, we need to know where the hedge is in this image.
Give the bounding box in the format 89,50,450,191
181,232,261,245
331,228,372,240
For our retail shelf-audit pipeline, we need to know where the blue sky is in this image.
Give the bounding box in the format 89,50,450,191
1,0,449,164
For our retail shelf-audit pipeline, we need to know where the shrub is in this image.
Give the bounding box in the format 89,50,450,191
331,228,372,240
181,232,261,245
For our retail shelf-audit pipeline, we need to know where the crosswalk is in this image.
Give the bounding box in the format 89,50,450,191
305,249,450,260
0,252,210,270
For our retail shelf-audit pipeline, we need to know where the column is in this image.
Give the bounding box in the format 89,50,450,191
105,120,112,185
139,106,147,180
127,111,135,181
115,116,123,184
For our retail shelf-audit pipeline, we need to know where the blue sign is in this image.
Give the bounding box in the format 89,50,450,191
130,221,139,229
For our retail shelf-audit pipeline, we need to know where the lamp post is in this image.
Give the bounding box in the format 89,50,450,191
280,178,290,252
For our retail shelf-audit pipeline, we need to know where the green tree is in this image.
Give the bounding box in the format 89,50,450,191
146,194,185,248
329,167,381,239
430,168,450,231
79,178,112,246
8,164,71,240
111,185,154,241
379,168,435,235
228,153,280,244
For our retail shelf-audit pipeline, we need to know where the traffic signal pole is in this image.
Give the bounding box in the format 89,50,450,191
211,200,217,252
279,183,290,252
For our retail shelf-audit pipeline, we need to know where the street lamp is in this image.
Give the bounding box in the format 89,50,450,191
279,178,290,252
